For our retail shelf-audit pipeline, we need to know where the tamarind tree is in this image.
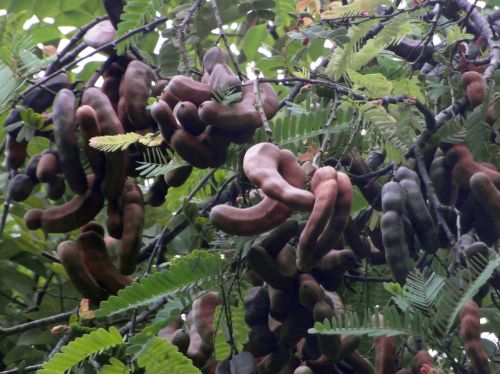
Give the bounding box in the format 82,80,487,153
0,0,499,373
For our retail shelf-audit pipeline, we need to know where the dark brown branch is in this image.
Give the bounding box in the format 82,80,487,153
0,309,76,337
348,163,394,183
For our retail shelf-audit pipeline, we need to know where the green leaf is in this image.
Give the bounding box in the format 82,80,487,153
100,358,130,374
241,24,273,61
214,304,249,360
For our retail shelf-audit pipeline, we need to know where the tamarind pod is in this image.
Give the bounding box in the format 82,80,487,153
337,336,361,361
46,175,66,200
80,221,106,237
301,334,321,361
24,209,43,230
116,97,135,132
230,352,257,374
192,291,221,343
344,351,375,374
151,79,168,97
118,182,144,275
298,274,324,310
6,134,28,170
469,174,500,244
313,300,335,323
25,155,42,184
244,287,270,327
101,76,121,112
460,242,491,266
263,346,292,374
119,61,154,130
216,360,231,374
210,195,292,236
445,144,500,189
256,219,299,257
187,325,213,369
411,350,434,374
245,324,278,357
394,166,420,184
247,244,298,290
470,172,500,223
76,105,106,178
315,172,353,254
294,366,314,374
381,211,412,284
342,218,370,258
461,71,487,107
9,174,34,202
150,100,179,142
381,181,405,213
83,20,116,51
203,47,230,75
163,76,212,107
170,129,226,169
311,249,356,291
243,143,315,211
158,316,183,341
37,175,105,233
53,89,88,194
103,0,125,29
209,63,241,93
297,167,338,271
344,151,382,210
171,329,190,356
365,150,385,171
472,198,500,245
395,369,412,374
464,340,492,374
278,302,314,348
398,178,439,253
145,175,168,207
78,231,131,294
374,336,397,374
36,152,62,183
163,164,193,187
198,81,279,132
57,240,108,304
82,87,128,201
429,156,452,204
106,200,123,239
174,101,207,136
204,126,231,159
222,128,256,145
370,245,386,265
268,286,295,322
402,215,417,257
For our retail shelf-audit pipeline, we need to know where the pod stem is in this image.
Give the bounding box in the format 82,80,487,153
312,93,340,167
254,79,274,143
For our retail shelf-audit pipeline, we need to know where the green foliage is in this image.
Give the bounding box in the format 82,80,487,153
89,132,164,152
214,304,249,360
38,327,123,374
100,358,131,374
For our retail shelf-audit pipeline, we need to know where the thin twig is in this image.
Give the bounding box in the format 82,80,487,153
312,92,340,167
254,79,274,143
348,163,394,183
177,0,206,75
0,309,76,337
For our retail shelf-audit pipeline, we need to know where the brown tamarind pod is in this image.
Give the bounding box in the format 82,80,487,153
150,100,180,142
170,129,226,169
106,200,123,239
186,324,213,368
315,172,353,255
46,175,66,200
245,324,278,357
82,87,128,201
345,351,375,374
221,127,256,145
192,291,221,342
9,174,34,202
263,346,292,374
460,301,491,374
203,46,230,75
145,175,168,207
78,230,131,294
209,62,241,94
118,182,144,275
25,155,42,184
470,172,500,228
101,75,121,112
53,89,88,194
83,19,116,52
36,152,61,183
298,274,324,310
162,76,212,107
313,300,335,323
337,336,361,361
120,61,154,130
297,167,338,271
24,209,43,230
470,184,500,246
26,174,104,233
461,71,487,107
230,352,257,374
429,156,452,204
57,240,108,304
311,249,356,291
199,80,278,132
163,164,193,187
174,101,206,136
116,97,135,132
343,218,371,258
256,219,299,257
345,151,382,210
366,150,386,171
374,336,397,374
278,301,314,348
244,286,270,327
411,350,434,374
204,126,231,152
170,329,190,356
76,105,106,178
81,221,106,236
268,286,295,322
243,143,315,211
151,79,168,97
5,134,28,170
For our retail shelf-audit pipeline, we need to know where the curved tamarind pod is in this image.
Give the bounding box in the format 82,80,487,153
278,301,314,348
344,151,382,211
297,167,338,271
209,63,241,93
310,249,356,291
57,240,108,304
204,125,231,150
337,336,361,361
243,143,315,211
162,76,212,107
345,351,375,374
343,218,371,258
118,182,144,275
199,80,279,132
256,219,299,257
445,144,500,189
152,79,168,97
150,100,180,142
268,286,295,322
27,175,104,233
82,87,128,200
429,156,452,204
381,210,411,284
76,105,106,178
170,329,190,356
101,75,121,112
203,46,230,75
173,101,206,136
245,324,278,357
192,291,221,342
315,172,353,254
229,352,257,374
106,200,123,239
24,209,43,230
120,61,154,130
36,152,61,183
9,174,34,202
5,134,28,170
187,323,213,368
78,231,131,294
461,71,487,107
470,173,500,244
163,164,193,187
83,20,116,51
298,274,324,310
145,175,168,207
244,286,270,327
170,129,226,169
25,155,42,184
53,89,88,194
313,299,335,323
262,346,292,374
80,221,106,237
103,0,125,29
365,150,386,171
460,301,491,374
411,351,434,374
374,336,397,374
46,175,66,200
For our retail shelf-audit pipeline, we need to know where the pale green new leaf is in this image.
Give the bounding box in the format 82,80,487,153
89,132,163,152
321,0,385,19
38,327,123,374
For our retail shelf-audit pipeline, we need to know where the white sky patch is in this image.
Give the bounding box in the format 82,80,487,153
230,22,238,30
156,11,161,17
246,61,257,80
57,38,70,53
397,0,407,9
468,0,486,7
154,34,168,54
480,318,487,324
229,43,240,56
481,332,498,343
43,17,55,24
310,56,323,71
324,39,334,49
58,26,77,35
277,69,285,80
23,15,39,30
0,9,7,16
428,349,438,357
95,76,104,88
433,34,442,45
70,47,107,73
257,46,272,58
166,19,174,29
